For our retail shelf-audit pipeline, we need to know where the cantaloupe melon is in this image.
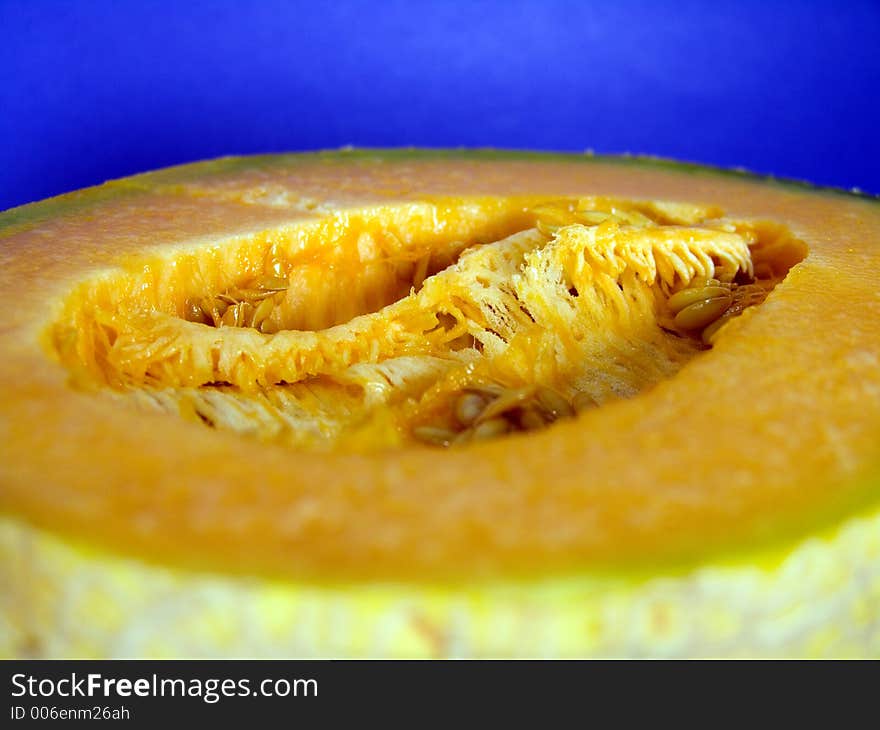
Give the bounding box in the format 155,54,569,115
1,150,878,657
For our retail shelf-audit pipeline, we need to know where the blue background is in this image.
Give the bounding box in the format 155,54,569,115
2,0,879,211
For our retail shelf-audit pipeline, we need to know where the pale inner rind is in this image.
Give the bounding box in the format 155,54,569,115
1,504,876,658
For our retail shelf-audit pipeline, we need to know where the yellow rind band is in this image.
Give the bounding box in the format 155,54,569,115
2,507,877,658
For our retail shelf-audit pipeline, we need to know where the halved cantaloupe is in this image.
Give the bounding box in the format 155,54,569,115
1,150,878,657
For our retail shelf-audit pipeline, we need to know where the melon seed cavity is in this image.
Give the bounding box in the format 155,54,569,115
50,197,807,451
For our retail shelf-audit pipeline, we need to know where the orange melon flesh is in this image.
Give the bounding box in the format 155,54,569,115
1,149,879,593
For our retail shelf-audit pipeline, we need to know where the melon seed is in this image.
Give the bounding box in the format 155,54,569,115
184,298,208,324
251,297,275,329
454,392,488,426
667,286,731,314
536,220,561,238
535,386,575,420
240,288,276,302
220,306,237,327
217,292,242,305
201,297,228,325
466,383,505,397
413,426,457,447
673,295,732,330
575,211,613,226
259,318,279,335
469,417,511,441
518,406,549,431
476,386,536,424
238,302,256,327
701,313,733,345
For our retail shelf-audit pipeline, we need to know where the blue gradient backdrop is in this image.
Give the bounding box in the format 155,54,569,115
2,1,879,211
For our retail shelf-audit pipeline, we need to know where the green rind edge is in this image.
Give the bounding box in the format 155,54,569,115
2,148,878,237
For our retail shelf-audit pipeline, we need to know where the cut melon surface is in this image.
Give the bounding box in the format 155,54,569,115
1,150,879,657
